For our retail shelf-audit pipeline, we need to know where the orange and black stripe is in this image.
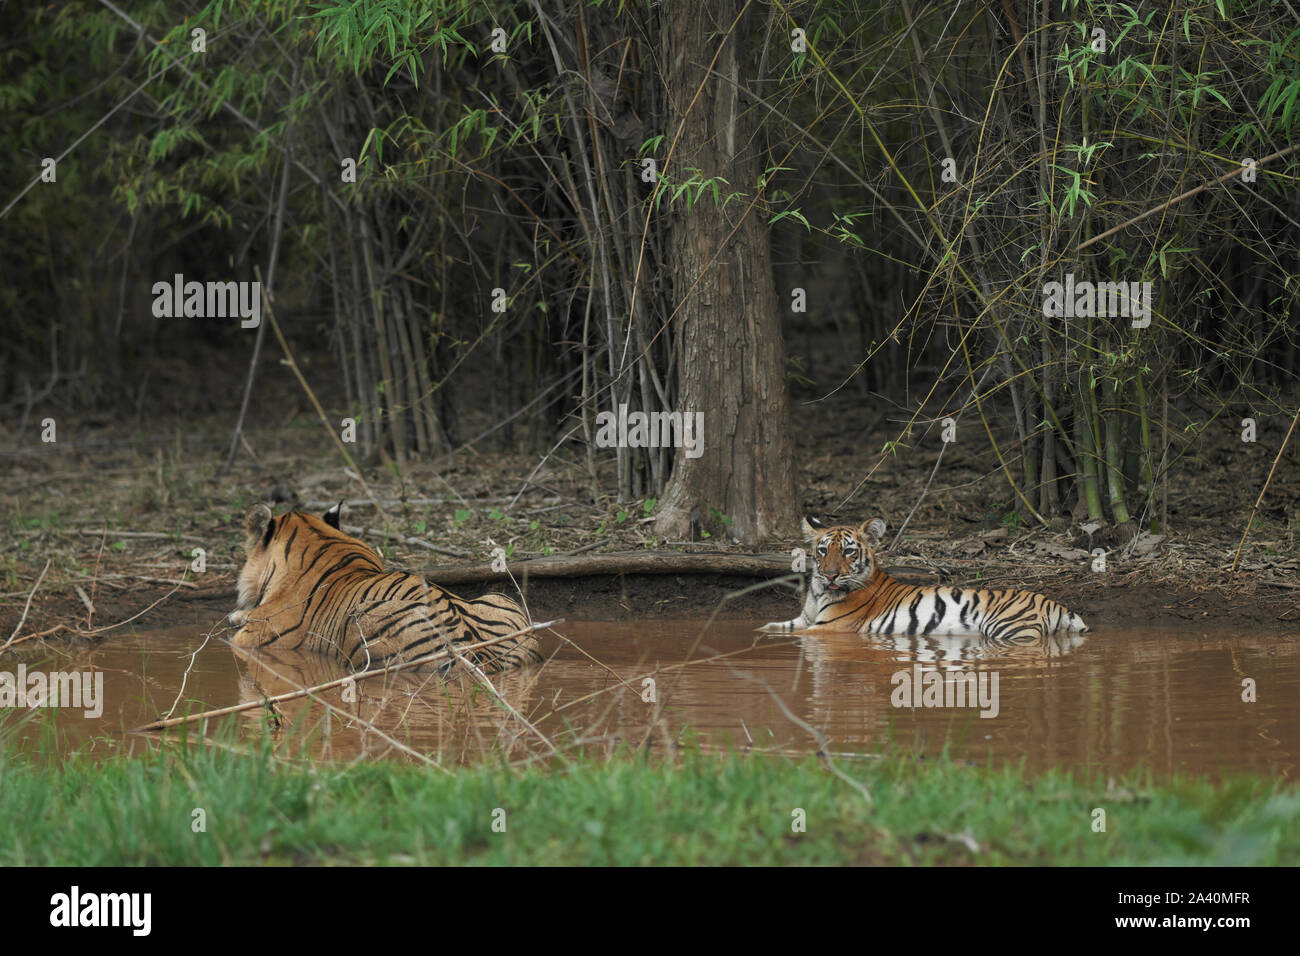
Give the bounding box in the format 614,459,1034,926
764,517,1087,642
230,504,541,675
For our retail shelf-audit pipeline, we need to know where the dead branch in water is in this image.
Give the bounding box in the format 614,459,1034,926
131,618,561,733
415,551,794,584
343,524,470,558
225,638,449,770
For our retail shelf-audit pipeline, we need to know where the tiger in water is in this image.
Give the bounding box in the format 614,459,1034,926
229,503,541,675
763,517,1087,643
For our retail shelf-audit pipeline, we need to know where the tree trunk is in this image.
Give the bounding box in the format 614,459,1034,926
652,2,799,544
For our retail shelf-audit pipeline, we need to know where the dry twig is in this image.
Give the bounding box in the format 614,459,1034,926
132,618,559,732
3,558,50,649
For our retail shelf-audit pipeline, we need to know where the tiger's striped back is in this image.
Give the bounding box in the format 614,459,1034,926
229,504,542,676
762,516,1087,642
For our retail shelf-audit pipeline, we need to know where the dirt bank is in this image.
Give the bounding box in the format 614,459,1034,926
3,392,1297,646
5,558,1296,652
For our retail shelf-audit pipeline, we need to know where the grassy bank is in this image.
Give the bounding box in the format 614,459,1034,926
3,732,1297,866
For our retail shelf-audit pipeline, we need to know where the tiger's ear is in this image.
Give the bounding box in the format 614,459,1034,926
860,517,887,549
323,501,343,530
801,516,824,541
243,503,274,549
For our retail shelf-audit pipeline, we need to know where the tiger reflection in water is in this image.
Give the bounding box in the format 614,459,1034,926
232,643,544,761
794,624,1087,737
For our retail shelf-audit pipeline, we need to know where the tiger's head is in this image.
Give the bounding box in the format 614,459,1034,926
229,502,381,625
802,516,887,595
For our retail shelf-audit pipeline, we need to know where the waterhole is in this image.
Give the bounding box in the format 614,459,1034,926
3,618,1296,779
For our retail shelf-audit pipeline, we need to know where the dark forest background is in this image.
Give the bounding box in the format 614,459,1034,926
4,0,1299,545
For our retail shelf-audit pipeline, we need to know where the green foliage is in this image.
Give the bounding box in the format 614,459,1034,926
1258,27,1300,133
3,0,1299,526
2,731,1296,865
654,166,746,212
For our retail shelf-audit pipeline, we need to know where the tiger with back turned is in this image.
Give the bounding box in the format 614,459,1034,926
228,503,542,675
763,517,1087,642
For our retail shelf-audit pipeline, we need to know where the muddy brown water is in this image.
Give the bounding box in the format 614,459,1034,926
2,618,1297,779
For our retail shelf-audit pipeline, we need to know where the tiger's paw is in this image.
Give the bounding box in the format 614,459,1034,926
760,616,807,632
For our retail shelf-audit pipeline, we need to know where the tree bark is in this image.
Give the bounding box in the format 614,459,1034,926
652,2,799,545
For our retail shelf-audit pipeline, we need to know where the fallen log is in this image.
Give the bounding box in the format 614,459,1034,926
415,551,797,585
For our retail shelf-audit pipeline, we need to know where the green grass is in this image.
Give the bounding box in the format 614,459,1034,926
2,729,1298,865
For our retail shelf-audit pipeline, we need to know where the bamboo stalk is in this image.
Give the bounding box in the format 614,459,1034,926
1078,143,1300,251
1134,367,1156,530
361,218,406,471
1103,379,1133,529
1231,406,1300,572
1077,381,1105,522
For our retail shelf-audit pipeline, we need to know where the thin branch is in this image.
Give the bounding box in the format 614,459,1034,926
3,559,50,649
1232,406,1300,572
1078,143,1300,251
132,619,559,733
